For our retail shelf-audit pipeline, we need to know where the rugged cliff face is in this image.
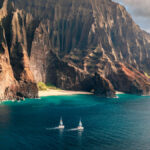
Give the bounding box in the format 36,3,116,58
0,0,38,100
45,51,115,97
13,0,150,72
1,0,150,98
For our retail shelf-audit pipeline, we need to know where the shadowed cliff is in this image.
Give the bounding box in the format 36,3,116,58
1,0,150,98
0,0,38,100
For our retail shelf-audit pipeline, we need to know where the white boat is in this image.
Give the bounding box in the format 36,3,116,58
58,117,65,129
77,119,84,130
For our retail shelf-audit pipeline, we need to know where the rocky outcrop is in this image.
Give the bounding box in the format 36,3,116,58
12,0,150,72
0,21,18,100
0,0,38,100
10,0,150,96
106,62,150,95
45,51,116,97
1,0,150,97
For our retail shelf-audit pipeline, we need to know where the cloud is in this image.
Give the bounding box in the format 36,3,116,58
113,0,150,32
116,0,150,17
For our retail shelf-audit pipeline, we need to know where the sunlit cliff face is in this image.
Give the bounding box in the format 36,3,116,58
0,0,38,100
1,0,150,98
11,0,150,96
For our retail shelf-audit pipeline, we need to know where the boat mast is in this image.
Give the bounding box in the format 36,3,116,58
79,119,82,127
60,117,63,125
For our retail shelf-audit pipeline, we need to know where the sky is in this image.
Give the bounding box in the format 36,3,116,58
113,0,150,33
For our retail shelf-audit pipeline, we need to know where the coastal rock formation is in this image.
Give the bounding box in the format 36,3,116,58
1,0,150,98
45,51,116,97
13,0,150,96
107,62,150,95
0,22,18,100
0,0,38,100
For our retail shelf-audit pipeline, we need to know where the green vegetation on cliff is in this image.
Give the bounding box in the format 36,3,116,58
37,82,61,91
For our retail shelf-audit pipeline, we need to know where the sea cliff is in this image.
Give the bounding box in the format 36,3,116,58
0,0,38,100
1,0,150,99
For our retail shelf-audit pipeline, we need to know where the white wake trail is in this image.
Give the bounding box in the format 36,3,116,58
46,127,60,130
67,128,79,131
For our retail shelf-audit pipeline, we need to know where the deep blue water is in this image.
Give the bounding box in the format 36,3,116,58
0,94,150,150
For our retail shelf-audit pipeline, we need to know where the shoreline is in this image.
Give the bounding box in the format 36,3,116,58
0,90,125,102
39,90,125,97
39,89,93,97
116,91,125,95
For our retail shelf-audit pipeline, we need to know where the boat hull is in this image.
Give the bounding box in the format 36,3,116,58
77,127,84,130
58,125,65,129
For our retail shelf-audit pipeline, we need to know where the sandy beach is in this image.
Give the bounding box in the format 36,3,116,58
39,89,93,97
38,90,125,97
116,91,125,94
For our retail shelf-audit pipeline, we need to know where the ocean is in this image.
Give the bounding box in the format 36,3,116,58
0,94,150,150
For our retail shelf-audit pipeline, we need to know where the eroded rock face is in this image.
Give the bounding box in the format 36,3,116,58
11,0,150,96
0,22,18,100
0,0,38,100
45,51,116,97
1,0,150,97
107,62,150,95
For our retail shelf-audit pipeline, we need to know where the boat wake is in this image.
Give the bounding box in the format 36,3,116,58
67,128,80,131
46,118,84,131
46,117,65,130
46,127,61,130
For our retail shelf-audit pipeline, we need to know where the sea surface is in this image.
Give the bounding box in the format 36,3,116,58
0,94,150,150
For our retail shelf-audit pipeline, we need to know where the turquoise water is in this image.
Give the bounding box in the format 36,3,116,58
0,94,150,150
